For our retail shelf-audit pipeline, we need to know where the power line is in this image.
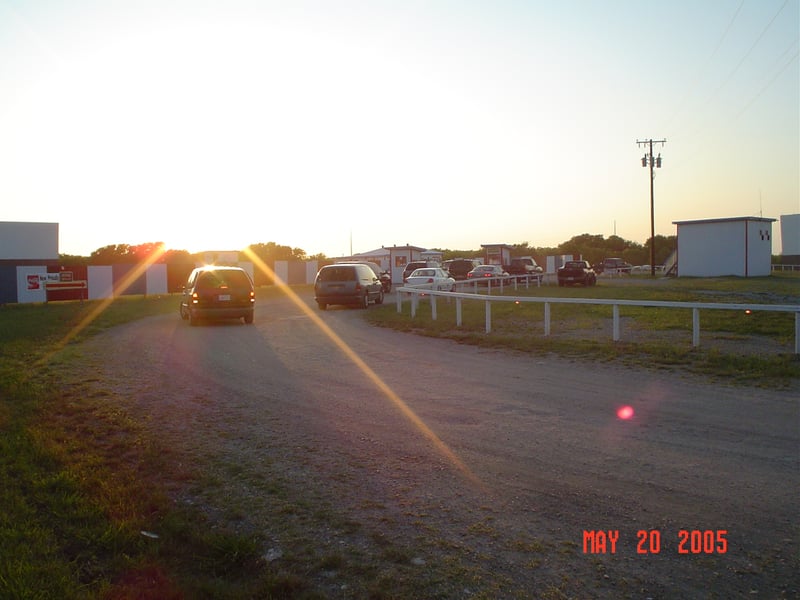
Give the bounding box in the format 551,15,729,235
669,0,793,144
708,0,791,100
734,44,799,120
662,0,745,132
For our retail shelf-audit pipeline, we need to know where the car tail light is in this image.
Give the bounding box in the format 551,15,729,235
249,291,255,303
192,291,199,304
427,278,434,283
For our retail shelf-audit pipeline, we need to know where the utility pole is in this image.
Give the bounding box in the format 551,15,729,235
637,138,666,277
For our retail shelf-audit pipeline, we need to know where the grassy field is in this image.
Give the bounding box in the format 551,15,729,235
0,295,277,598
365,274,800,387
0,276,797,598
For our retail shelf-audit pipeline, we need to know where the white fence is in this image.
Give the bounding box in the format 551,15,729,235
397,284,800,355
772,264,800,272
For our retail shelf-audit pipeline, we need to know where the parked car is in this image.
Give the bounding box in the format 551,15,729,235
402,260,441,282
314,263,384,310
405,268,456,291
338,260,392,293
179,266,255,325
442,258,481,280
466,264,509,281
594,258,632,274
557,260,597,287
504,257,543,280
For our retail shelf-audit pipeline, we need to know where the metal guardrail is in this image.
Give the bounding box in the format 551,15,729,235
396,286,800,354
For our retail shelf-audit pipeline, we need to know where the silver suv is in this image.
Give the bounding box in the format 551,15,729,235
314,263,384,310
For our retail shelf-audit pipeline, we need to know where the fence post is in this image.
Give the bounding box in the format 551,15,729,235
692,308,700,347
544,302,551,336
411,292,417,318
456,297,462,327
613,304,620,341
396,289,402,313
485,300,492,333
795,312,799,354
431,293,437,320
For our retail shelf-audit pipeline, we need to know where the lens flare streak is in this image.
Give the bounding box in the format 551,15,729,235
243,248,485,490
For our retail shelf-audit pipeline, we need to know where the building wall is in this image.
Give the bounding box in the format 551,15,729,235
0,222,58,260
388,247,425,284
676,218,773,277
780,214,800,256
746,221,774,277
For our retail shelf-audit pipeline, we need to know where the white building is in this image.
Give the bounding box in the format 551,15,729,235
780,214,800,259
672,216,776,277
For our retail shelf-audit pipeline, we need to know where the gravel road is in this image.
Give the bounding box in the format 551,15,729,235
74,291,799,598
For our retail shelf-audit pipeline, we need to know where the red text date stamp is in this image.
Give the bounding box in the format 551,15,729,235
582,529,728,555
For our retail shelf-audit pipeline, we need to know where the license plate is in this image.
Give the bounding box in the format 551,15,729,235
218,294,231,301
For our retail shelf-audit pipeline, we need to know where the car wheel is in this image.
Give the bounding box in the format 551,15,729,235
317,302,327,310
244,312,254,324
179,305,188,320
361,292,370,309
376,290,384,305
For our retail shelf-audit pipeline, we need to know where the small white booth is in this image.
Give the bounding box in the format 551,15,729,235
673,216,776,277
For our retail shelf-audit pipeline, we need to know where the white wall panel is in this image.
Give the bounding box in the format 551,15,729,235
15,266,47,303
146,264,168,295
273,261,289,284
88,266,114,300
306,260,319,284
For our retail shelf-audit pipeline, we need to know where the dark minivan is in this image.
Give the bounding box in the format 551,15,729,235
314,263,384,310
179,266,255,325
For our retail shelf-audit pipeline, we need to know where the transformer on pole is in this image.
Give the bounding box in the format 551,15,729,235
637,139,666,277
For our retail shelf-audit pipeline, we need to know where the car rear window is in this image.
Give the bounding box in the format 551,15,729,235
318,266,356,282
197,270,251,289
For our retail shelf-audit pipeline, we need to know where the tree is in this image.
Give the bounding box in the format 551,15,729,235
59,253,88,266
89,244,135,264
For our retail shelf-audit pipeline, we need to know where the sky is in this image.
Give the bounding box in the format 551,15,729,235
1,0,798,259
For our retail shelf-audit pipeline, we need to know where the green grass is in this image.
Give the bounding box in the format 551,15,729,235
366,274,800,387
0,294,287,598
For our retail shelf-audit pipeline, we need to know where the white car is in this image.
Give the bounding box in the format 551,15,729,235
405,268,456,291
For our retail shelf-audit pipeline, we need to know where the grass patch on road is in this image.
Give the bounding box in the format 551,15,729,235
366,274,800,387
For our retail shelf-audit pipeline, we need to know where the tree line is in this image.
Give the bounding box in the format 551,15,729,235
435,233,678,268
58,234,678,282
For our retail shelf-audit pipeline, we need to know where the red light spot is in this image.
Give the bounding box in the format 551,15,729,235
617,405,635,420
744,309,752,315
